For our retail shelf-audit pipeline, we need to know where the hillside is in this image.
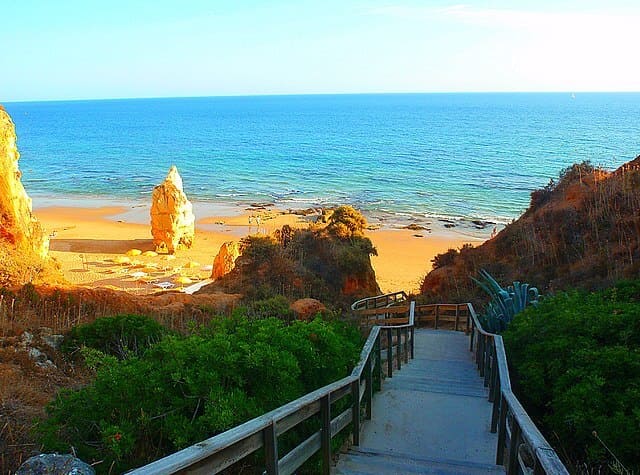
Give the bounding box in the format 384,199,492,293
421,158,640,303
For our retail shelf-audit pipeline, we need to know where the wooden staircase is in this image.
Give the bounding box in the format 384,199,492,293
333,329,505,474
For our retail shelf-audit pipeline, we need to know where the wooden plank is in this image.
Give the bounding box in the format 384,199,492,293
278,432,321,475
276,401,320,436
356,306,409,316
534,448,570,475
350,327,379,377
331,407,353,436
331,384,351,403
351,380,360,445
130,420,268,474
178,432,263,475
359,379,367,403
321,395,331,475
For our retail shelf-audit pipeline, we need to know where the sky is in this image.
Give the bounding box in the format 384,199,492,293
2,0,639,101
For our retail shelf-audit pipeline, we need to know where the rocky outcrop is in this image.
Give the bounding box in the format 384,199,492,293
16,453,95,475
211,241,241,279
150,166,195,253
290,298,326,320
0,108,49,259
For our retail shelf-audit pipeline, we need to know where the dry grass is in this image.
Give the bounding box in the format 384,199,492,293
0,335,93,473
421,158,640,304
0,283,241,473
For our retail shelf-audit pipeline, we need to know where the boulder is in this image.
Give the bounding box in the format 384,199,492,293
16,453,95,475
0,108,49,259
290,298,326,320
211,241,241,279
150,166,195,253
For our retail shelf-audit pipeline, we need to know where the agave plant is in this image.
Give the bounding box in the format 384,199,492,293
472,269,539,333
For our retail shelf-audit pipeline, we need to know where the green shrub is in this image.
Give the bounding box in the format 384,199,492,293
327,205,367,239
243,295,295,321
40,316,361,473
503,280,640,471
61,314,168,359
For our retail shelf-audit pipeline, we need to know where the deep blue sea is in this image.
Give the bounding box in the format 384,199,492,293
4,93,640,225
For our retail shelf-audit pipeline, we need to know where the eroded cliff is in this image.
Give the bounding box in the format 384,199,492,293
0,107,56,286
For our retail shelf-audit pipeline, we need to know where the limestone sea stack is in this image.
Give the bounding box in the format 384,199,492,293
0,107,49,260
150,166,195,253
211,241,241,279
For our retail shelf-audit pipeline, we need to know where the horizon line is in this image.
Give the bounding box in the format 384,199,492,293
3,89,640,105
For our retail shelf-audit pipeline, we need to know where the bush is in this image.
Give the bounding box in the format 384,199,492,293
40,316,361,473
241,295,295,321
503,280,640,471
61,314,168,359
327,205,368,239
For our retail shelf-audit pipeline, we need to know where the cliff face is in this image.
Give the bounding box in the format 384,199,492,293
0,108,48,258
421,159,640,303
0,107,53,286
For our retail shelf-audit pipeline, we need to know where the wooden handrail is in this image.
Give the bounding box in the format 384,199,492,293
351,291,407,311
466,303,569,475
130,302,416,475
130,296,566,475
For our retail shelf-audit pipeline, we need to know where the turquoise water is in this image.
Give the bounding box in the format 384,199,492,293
4,93,640,224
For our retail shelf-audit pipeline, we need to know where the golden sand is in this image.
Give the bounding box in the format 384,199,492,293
36,204,485,295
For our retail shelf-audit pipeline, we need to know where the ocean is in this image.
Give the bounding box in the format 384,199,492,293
4,93,640,226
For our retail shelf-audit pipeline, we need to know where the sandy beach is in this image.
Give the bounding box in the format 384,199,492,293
35,201,488,295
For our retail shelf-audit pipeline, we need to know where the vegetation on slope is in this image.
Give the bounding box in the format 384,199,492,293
503,280,640,472
202,205,380,307
421,158,640,303
39,312,361,473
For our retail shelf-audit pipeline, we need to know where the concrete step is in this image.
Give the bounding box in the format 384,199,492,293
384,378,488,398
334,447,505,474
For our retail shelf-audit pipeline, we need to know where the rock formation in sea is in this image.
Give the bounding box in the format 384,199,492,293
0,107,54,286
150,166,195,253
211,241,241,279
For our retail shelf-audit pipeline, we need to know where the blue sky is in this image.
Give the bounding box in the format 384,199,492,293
2,0,639,101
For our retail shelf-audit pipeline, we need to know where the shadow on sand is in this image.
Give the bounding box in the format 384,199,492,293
50,238,155,254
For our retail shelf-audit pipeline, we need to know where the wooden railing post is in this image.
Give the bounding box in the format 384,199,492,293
365,357,373,420
484,341,492,387
351,379,360,446
508,421,522,474
396,328,402,370
321,394,331,475
264,422,279,475
435,304,440,329
376,335,382,391
489,346,498,403
496,395,507,465
454,304,460,331
410,327,415,359
490,383,501,433
386,328,393,377
403,328,409,363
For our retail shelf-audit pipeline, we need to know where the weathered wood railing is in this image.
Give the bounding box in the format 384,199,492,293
467,303,569,475
129,302,416,475
415,303,469,331
351,290,407,311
